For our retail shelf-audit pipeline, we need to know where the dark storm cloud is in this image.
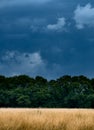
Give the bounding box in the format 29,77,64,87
0,0,52,8
0,0,94,79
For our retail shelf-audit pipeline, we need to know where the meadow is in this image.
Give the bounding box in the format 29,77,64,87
0,108,94,130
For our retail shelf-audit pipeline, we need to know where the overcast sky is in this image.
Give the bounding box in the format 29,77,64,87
0,0,94,79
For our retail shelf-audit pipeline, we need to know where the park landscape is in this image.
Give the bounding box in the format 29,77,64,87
0,75,94,130
0,0,94,130
0,108,94,130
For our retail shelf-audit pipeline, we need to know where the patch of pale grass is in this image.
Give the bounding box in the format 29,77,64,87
0,108,94,130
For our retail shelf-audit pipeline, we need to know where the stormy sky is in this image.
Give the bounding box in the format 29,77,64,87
0,0,94,79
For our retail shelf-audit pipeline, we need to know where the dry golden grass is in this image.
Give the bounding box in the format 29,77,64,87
0,108,94,130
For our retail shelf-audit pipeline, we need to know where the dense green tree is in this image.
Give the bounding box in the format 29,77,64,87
0,74,94,108
16,95,31,107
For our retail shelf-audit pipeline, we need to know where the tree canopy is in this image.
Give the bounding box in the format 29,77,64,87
0,75,94,108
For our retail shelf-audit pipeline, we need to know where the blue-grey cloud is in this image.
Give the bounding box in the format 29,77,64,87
47,17,66,31
0,50,64,79
0,51,46,76
0,0,94,79
0,0,52,8
74,3,94,29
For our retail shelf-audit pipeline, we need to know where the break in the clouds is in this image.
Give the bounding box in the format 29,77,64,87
47,17,66,31
74,3,94,29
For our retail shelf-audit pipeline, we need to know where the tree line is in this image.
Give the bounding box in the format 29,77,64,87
0,75,94,108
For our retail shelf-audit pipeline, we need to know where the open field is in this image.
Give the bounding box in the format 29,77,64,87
0,109,94,130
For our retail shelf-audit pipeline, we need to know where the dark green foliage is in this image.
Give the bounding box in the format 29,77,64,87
0,74,94,108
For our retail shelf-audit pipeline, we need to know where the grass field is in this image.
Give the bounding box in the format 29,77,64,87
0,108,94,130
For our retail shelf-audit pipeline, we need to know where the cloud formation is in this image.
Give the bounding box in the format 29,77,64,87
1,51,46,76
1,49,92,79
47,17,66,31
74,3,94,29
0,51,63,79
